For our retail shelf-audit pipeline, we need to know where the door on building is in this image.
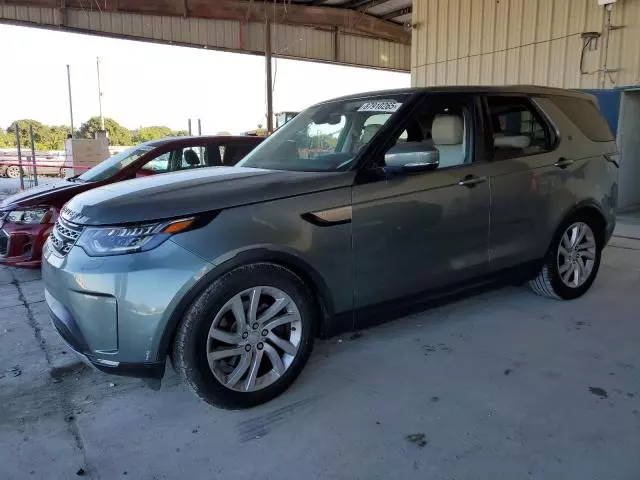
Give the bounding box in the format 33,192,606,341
351,93,491,325
618,91,640,209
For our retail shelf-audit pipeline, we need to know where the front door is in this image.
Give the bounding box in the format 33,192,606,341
351,94,491,323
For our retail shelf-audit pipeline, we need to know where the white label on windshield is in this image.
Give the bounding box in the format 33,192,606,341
357,101,401,113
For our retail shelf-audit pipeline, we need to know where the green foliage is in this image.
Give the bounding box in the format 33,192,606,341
78,116,132,146
5,120,71,150
2,119,187,150
132,126,189,143
0,130,14,148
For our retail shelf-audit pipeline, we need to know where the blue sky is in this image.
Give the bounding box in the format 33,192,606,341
0,24,409,134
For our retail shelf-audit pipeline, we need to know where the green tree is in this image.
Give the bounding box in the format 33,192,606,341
7,120,47,149
0,129,14,148
133,126,172,143
5,121,71,150
132,126,189,143
40,125,70,150
78,117,132,146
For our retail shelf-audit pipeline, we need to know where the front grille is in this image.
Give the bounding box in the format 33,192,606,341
0,230,8,256
50,216,84,256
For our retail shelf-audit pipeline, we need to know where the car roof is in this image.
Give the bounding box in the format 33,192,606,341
145,135,262,147
317,85,595,105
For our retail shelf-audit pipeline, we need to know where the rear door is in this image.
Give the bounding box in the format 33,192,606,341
484,95,563,270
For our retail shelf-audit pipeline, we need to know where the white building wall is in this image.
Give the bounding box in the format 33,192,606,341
412,0,640,88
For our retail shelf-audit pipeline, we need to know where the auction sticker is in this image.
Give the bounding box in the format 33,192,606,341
357,100,401,113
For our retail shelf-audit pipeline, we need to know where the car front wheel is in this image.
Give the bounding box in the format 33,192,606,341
529,218,602,300
171,263,316,409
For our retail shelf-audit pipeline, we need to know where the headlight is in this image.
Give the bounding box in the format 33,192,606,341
76,217,195,256
5,208,51,224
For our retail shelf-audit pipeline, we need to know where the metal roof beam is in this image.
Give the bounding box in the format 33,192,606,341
6,0,410,44
381,6,412,21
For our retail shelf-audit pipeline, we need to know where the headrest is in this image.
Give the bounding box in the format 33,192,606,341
494,135,531,149
183,149,200,166
360,124,382,145
432,115,463,145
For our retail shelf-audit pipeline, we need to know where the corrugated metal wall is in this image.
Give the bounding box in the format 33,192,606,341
412,0,640,88
0,5,410,71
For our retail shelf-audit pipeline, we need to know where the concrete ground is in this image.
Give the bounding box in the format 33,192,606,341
1,220,639,480
0,177,57,202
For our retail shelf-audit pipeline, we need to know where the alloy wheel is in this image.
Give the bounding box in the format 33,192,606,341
556,221,597,288
206,286,302,392
6,166,21,179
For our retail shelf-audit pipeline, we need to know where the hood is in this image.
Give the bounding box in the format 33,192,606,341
62,167,355,226
0,180,81,210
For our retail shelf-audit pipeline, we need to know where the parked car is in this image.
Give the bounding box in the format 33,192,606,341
0,150,67,178
0,136,263,267
42,87,618,409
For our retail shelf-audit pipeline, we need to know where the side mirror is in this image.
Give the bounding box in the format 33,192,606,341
384,142,439,174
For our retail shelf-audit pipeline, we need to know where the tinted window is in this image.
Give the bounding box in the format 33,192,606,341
487,96,554,160
222,143,256,165
551,96,614,142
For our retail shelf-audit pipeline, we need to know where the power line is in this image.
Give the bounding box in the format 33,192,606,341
412,31,583,70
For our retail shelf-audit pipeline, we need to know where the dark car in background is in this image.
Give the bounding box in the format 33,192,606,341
42,87,617,409
0,135,263,267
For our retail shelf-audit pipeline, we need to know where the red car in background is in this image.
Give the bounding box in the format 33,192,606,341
0,135,263,267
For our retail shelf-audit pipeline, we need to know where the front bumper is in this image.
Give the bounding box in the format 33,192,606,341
47,288,166,378
0,221,51,268
42,238,213,378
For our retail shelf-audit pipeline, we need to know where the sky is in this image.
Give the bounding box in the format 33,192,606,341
0,24,409,135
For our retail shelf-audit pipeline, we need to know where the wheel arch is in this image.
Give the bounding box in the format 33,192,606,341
551,200,608,249
156,248,336,361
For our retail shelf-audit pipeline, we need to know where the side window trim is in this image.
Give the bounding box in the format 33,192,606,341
483,94,560,162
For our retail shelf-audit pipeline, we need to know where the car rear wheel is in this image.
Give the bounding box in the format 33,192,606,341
6,165,22,179
171,263,316,409
529,218,601,300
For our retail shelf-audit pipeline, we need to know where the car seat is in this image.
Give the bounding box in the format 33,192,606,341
431,115,464,168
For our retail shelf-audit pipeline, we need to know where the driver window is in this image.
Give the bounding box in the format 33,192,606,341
383,100,471,170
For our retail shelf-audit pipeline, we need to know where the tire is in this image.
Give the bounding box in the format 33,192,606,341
171,263,316,409
6,165,22,179
529,216,602,300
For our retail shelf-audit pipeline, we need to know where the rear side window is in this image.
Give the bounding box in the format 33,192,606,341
551,96,614,142
486,96,555,160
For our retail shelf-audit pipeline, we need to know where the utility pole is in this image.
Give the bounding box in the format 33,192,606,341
97,56,105,130
265,19,274,134
66,64,75,138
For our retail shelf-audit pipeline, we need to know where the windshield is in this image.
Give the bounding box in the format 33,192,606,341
238,94,408,172
78,144,155,182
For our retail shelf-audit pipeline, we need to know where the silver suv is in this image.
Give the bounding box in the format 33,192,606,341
42,87,618,409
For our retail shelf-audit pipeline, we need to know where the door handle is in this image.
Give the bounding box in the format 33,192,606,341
554,157,574,169
457,175,487,188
